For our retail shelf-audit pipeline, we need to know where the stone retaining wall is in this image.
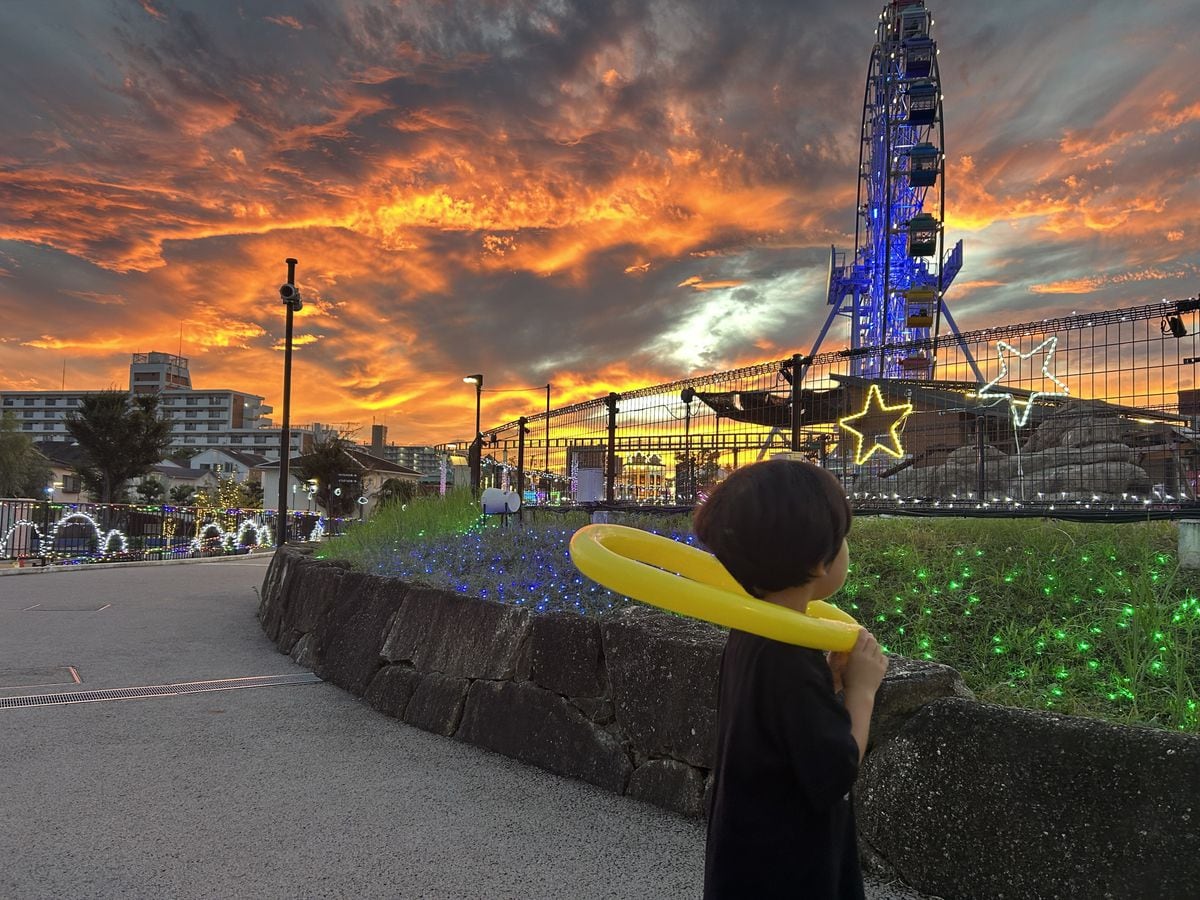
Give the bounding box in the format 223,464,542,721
258,546,1200,899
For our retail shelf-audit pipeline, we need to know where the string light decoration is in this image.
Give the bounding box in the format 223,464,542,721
38,512,130,560
838,383,914,465
235,519,273,548
976,336,1069,427
2,520,41,556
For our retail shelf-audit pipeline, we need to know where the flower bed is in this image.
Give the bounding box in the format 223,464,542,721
323,500,1199,732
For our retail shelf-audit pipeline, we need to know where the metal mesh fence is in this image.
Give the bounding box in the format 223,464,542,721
451,296,1200,517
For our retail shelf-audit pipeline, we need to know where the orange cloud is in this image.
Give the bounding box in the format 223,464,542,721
677,275,744,291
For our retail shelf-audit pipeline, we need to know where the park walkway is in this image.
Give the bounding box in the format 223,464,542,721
0,557,929,899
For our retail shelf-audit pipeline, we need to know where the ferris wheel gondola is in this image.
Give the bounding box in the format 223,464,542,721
811,0,980,383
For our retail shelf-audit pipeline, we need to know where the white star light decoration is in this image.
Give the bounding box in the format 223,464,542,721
977,336,1069,427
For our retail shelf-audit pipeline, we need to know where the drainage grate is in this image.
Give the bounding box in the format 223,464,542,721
0,672,323,710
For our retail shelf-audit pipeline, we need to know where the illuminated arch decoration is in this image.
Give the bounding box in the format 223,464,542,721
977,336,1069,427
2,520,41,556
41,512,129,560
102,529,128,555
235,519,273,549
192,522,226,554
838,383,914,465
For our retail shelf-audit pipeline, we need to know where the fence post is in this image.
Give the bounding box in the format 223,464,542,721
516,416,527,511
605,392,620,503
790,353,803,452
41,499,52,562
976,416,986,499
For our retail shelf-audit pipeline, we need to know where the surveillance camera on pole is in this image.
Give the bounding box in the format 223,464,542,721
279,281,303,311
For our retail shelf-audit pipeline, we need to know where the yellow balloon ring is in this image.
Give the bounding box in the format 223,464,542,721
569,524,861,652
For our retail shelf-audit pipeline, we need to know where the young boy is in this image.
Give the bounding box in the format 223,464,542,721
694,459,888,899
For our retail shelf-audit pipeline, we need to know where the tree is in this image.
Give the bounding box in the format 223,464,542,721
170,484,196,506
194,475,260,530
0,411,52,498
64,391,173,503
243,479,264,508
168,446,199,465
674,448,722,503
135,477,165,504
374,476,417,509
292,432,359,517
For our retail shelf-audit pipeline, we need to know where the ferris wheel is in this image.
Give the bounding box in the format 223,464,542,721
812,0,980,382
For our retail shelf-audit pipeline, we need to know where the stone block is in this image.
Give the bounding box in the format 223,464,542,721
1009,460,1150,497
1023,399,1115,452
381,587,530,680
404,672,469,736
1062,420,1129,448
258,546,308,641
1019,442,1136,474
570,697,615,725
944,444,1007,466
285,564,345,640
627,759,706,818
363,665,421,719
857,697,1200,900
528,612,606,698
868,657,973,750
1179,519,1200,570
601,605,725,768
313,573,408,696
290,632,317,668
278,627,302,656
458,680,632,793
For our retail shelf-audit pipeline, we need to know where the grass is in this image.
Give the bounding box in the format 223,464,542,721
323,498,1199,732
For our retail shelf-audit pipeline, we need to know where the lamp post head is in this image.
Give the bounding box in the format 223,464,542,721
463,374,483,389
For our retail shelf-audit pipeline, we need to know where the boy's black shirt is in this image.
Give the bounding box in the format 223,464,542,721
704,630,864,899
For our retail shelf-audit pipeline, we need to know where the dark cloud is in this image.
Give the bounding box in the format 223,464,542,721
0,0,1196,440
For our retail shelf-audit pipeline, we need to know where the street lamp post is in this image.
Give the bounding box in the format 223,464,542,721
463,374,483,495
276,258,303,545
681,387,695,503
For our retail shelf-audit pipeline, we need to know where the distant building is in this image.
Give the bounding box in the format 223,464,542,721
257,448,421,518
32,441,88,503
1,352,311,458
188,447,270,482
139,462,220,498
357,423,445,484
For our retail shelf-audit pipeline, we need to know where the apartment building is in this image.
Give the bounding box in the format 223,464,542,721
1,352,309,458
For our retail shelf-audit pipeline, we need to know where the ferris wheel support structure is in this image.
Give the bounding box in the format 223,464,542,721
806,0,981,386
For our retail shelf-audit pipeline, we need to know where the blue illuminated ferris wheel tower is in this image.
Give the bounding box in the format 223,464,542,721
813,0,980,382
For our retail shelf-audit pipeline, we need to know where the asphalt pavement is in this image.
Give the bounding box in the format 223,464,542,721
0,557,933,900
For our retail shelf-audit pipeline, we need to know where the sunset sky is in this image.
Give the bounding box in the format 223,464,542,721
1,0,1197,444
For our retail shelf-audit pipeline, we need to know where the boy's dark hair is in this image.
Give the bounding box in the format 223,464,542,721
693,459,851,599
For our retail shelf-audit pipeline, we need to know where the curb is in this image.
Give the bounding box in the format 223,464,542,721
0,550,275,577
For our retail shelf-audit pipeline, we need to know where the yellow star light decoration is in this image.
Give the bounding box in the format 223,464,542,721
838,383,913,465
977,336,1069,428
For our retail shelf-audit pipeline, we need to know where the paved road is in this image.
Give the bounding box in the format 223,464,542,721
0,558,930,900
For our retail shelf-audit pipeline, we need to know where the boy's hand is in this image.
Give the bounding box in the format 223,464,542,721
842,628,888,698
826,650,848,694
